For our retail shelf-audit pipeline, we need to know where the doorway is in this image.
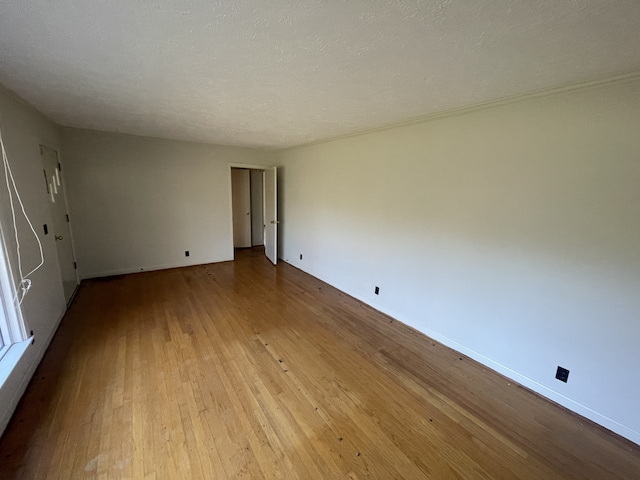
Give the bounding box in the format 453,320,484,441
40,146,78,304
231,168,252,248
231,168,265,249
229,165,278,265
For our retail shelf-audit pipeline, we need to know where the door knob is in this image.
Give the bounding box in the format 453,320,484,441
55,235,63,241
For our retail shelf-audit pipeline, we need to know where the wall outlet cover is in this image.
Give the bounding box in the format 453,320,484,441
556,366,570,383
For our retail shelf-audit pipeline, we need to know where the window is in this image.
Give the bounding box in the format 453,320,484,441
0,234,28,362
0,126,37,359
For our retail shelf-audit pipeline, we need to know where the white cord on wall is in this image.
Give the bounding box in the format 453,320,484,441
0,126,45,306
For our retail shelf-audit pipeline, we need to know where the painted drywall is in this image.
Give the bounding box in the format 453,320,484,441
276,78,640,444
61,129,273,279
0,84,67,435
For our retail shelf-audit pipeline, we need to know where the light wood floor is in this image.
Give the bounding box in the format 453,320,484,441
1,248,639,479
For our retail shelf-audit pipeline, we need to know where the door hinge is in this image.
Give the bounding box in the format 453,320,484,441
66,214,70,222
73,262,77,270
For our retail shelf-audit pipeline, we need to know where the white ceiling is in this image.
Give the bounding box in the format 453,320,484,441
0,1,639,149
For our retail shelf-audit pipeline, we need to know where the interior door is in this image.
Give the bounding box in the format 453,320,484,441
40,146,77,303
231,168,252,248
264,166,278,265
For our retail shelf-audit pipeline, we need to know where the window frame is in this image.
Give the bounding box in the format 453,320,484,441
0,221,27,361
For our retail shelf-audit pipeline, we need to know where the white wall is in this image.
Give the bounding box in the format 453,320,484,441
61,129,273,278
277,77,640,444
0,84,67,435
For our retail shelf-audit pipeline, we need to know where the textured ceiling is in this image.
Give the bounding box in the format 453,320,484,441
0,1,639,149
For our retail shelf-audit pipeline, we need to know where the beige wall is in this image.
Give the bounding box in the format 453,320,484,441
0,84,66,434
276,78,640,444
61,129,273,278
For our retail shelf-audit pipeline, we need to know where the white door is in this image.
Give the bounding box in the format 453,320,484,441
41,146,77,303
231,168,252,248
264,166,278,265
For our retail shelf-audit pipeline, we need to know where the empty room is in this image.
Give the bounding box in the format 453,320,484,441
1,1,639,478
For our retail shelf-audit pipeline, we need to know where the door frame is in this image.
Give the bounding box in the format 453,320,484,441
227,163,272,261
230,168,252,248
40,145,79,304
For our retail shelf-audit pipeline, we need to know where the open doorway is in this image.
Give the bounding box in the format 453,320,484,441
229,165,278,265
231,168,264,248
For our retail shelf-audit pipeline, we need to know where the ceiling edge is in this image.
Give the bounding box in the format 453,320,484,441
58,125,272,152
274,69,640,153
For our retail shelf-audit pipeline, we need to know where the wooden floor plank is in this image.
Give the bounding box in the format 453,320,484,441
1,247,639,479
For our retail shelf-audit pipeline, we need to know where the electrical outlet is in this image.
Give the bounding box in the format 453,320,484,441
300,254,302,260
185,251,190,257
555,366,569,383
374,286,379,295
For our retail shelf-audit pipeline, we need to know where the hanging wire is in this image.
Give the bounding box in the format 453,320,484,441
0,126,45,306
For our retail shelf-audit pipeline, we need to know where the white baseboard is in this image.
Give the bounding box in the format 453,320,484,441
82,256,233,279
284,260,640,447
